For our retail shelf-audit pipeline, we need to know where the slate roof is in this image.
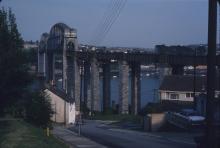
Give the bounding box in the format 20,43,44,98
159,75,220,92
45,84,74,103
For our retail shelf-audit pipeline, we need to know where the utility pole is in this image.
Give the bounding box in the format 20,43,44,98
193,48,197,110
206,0,217,147
78,65,83,136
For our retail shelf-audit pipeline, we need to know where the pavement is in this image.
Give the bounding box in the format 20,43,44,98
69,120,197,148
52,125,107,148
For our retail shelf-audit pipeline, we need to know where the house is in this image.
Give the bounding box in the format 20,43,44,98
159,75,220,102
44,86,76,124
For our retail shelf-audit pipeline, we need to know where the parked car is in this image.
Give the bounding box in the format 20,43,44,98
166,109,205,130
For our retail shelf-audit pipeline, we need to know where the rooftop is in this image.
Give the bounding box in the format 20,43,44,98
159,75,220,92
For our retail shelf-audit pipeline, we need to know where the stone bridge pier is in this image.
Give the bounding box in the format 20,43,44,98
90,57,101,112
47,53,53,83
130,63,141,115
82,59,141,115
119,60,129,114
83,61,91,111
66,55,80,112
102,61,111,113
118,61,141,115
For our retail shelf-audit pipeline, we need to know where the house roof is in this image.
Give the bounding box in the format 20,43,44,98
159,75,220,92
45,84,74,103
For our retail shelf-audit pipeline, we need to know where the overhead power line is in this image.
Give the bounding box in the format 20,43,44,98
94,0,123,45
93,0,121,45
96,0,127,45
90,0,117,45
90,0,127,46
91,0,121,45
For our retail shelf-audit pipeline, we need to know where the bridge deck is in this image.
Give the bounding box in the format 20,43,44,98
65,50,216,66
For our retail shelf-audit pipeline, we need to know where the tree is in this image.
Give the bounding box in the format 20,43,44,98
25,91,54,128
0,8,31,115
0,8,54,127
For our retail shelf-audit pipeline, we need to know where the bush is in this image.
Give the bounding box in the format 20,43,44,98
25,91,54,128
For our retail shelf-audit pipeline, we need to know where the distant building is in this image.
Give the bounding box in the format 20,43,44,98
159,75,220,102
23,41,38,49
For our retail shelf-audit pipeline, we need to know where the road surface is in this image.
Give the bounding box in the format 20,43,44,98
69,120,196,148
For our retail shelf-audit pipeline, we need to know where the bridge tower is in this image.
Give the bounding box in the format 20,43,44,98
38,33,49,78
39,23,81,115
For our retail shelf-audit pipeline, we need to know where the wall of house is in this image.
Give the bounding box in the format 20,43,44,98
159,90,194,102
66,103,76,124
45,89,76,124
143,113,166,132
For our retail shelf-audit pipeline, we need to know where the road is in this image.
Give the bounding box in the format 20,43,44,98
69,120,196,148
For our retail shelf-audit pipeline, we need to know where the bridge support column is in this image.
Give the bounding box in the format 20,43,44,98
38,51,46,77
52,54,56,82
102,62,111,113
66,55,80,112
119,61,129,114
91,58,100,112
63,52,68,90
131,63,141,115
171,65,184,75
47,53,53,83
84,61,91,110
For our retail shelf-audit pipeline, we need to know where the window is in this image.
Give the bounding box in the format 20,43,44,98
186,93,190,98
170,94,179,100
166,92,170,99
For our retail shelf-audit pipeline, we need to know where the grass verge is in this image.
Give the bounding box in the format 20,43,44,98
0,119,68,148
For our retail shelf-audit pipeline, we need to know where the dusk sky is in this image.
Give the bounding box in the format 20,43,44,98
1,0,208,48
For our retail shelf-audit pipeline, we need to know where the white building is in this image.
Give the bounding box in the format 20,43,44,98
45,88,76,124
159,75,220,102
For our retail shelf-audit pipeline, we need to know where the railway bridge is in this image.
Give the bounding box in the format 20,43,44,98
38,23,220,115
